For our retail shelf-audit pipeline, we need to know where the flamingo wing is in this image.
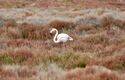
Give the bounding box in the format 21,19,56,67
57,33,69,39
57,33,72,42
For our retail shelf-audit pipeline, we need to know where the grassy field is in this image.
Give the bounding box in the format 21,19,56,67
0,0,125,80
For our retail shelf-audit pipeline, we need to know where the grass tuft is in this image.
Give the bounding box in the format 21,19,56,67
0,54,13,64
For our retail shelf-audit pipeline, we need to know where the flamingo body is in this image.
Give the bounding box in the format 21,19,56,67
50,28,73,43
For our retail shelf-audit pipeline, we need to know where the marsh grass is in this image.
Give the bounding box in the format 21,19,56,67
0,54,13,64
31,52,90,69
0,0,31,8
0,10,125,80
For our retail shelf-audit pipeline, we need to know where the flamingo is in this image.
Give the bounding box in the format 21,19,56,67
50,28,73,43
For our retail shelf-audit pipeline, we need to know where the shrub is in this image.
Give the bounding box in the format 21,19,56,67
113,19,125,29
75,24,97,35
19,23,51,40
4,19,17,28
83,33,109,45
0,18,4,27
74,15,102,27
11,49,33,64
48,20,75,30
0,54,14,64
0,48,33,64
34,52,89,69
89,54,125,71
65,66,121,80
99,13,114,28
7,27,21,39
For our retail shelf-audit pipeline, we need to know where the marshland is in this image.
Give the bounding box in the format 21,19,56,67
0,0,125,80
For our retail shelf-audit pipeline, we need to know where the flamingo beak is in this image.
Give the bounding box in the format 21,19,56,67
50,29,53,33
69,37,73,41
50,31,52,33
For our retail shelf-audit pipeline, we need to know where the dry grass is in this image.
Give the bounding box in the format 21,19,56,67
65,66,122,80
48,20,75,30
0,4,125,79
19,23,51,40
0,0,32,8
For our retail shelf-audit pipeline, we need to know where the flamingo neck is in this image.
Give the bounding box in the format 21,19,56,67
53,29,59,43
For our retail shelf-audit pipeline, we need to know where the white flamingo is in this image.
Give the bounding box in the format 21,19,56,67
50,28,73,43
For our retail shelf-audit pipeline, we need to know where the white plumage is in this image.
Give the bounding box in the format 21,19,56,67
50,28,73,43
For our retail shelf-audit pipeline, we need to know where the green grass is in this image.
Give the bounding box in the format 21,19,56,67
37,52,89,69
0,54,29,64
0,55,13,64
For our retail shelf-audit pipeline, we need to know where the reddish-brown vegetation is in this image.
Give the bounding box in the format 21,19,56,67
48,20,75,30
0,0,125,80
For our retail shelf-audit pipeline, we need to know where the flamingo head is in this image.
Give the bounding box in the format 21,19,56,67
69,37,73,41
50,28,57,33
